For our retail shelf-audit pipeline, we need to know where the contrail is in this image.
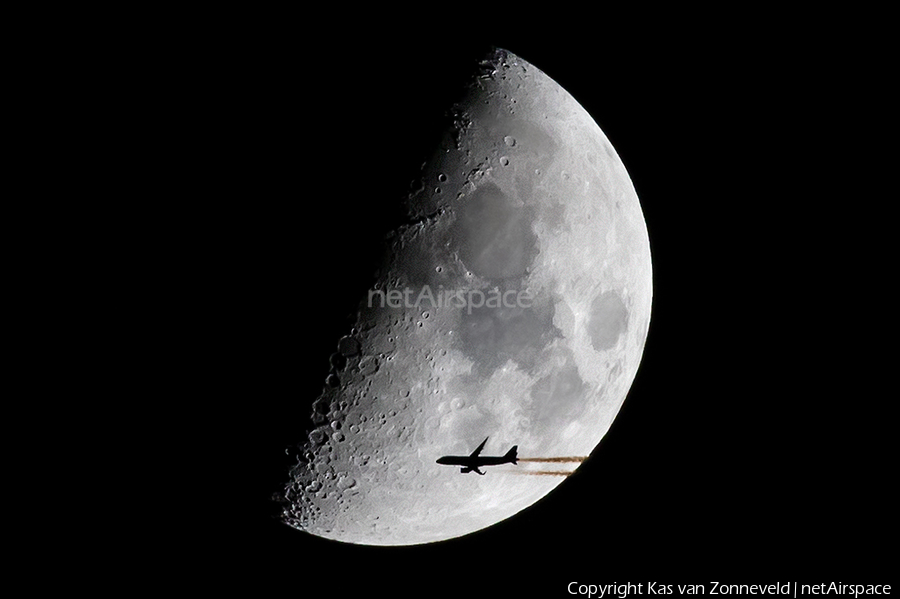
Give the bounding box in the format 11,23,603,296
518,456,587,463
509,470,572,477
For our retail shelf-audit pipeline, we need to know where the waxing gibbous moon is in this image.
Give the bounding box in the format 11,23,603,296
280,48,652,545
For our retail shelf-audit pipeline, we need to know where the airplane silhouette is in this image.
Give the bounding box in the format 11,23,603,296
436,437,518,475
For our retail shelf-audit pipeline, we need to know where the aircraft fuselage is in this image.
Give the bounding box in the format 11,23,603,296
436,439,518,474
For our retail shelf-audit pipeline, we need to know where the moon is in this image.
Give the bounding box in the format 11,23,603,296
280,48,652,545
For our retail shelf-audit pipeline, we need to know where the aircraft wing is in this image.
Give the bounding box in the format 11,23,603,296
469,437,488,458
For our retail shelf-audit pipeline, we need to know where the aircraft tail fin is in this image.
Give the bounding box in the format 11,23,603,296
505,445,518,465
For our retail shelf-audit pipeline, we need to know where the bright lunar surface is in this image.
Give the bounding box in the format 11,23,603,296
280,48,652,545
